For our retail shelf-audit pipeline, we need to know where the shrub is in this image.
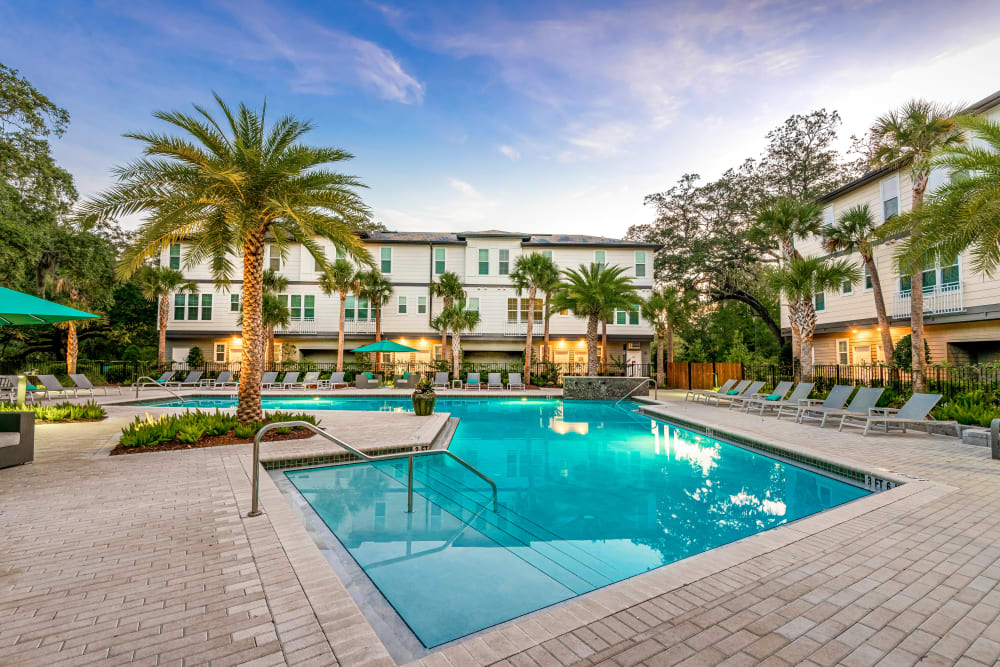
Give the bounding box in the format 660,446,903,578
933,390,1000,427
233,422,262,439
891,334,932,370
186,346,205,367
0,400,106,422
176,423,206,444
265,411,320,429
118,409,320,448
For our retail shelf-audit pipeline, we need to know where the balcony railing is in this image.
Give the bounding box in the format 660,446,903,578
503,320,544,336
891,283,963,319
276,318,317,335
343,319,376,334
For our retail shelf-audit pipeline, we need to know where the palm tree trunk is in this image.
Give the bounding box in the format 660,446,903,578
910,183,928,392
667,321,674,362
586,316,599,375
268,328,276,367
791,322,801,364
66,321,78,375
795,306,817,381
237,233,266,423
543,293,551,362
375,306,382,372
442,296,451,364
158,295,168,367
524,287,536,385
337,294,346,372
866,257,895,361
452,332,461,378
601,319,607,371
656,331,664,388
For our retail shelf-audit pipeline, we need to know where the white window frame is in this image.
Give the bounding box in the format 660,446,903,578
880,175,900,223
841,276,854,296
814,291,826,313
467,297,479,312
168,243,181,269
230,294,240,312
478,249,489,275
417,296,426,314
380,247,392,274
542,249,553,261
266,244,282,272
498,249,510,275
634,251,646,278
214,343,227,363
434,247,446,275
594,250,606,268
863,261,873,293
835,338,850,365
398,295,407,314
822,205,835,230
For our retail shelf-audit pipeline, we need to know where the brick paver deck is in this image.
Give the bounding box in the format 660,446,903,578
2,391,999,665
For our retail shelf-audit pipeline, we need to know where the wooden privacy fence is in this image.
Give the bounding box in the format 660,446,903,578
660,361,744,390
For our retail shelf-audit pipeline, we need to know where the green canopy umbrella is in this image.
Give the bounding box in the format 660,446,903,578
352,340,419,353
0,286,100,325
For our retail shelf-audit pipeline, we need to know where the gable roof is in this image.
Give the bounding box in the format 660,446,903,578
359,230,660,248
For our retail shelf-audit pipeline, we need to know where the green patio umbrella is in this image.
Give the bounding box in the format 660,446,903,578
351,340,420,353
0,286,100,325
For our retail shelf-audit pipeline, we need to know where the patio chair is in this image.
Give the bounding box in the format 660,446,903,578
840,393,959,436
508,373,526,390
260,371,279,389
68,373,123,396
138,371,175,391
746,382,815,417
394,372,418,389
166,370,203,388
728,380,792,412
464,372,482,390
0,411,34,468
685,378,736,402
790,385,854,425
696,379,747,405
213,370,239,389
799,386,884,428
0,376,15,403
35,374,77,399
705,380,761,407
300,371,321,389
487,373,504,390
355,372,381,389
433,372,449,389
279,372,301,389
328,372,348,389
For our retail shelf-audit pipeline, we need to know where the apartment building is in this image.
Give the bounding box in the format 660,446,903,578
161,230,659,367
781,88,1000,366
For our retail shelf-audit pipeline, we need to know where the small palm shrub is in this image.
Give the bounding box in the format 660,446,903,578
933,390,1000,427
118,409,321,448
0,400,106,422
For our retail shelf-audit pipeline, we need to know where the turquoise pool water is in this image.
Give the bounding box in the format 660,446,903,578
138,396,869,647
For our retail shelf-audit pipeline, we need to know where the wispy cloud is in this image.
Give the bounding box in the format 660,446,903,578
498,144,520,160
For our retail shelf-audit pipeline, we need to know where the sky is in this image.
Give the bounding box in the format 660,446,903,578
2,0,1000,237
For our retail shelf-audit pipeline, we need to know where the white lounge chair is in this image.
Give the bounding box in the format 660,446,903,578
260,371,279,389
728,380,792,412
166,370,203,388
487,373,504,390
328,372,348,389
790,385,854,424
694,379,746,404
685,378,737,402
746,382,815,417
840,392,959,436
35,374,77,399
213,370,239,389
706,381,763,407
300,371,321,389
279,372,301,389
68,373,123,396
799,386,883,427
139,371,175,391
433,372,449,389
508,373,526,390
464,372,482,390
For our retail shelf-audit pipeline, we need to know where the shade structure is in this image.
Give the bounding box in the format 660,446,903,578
352,340,420,353
0,286,100,325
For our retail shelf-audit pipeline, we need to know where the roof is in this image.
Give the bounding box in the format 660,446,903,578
817,87,1000,204
359,230,660,248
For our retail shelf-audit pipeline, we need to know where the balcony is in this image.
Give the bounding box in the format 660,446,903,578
344,320,376,335
891,283,963,319
276,318,317,335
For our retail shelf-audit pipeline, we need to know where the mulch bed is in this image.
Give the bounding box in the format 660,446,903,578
110,427,314,456
37,417,108,425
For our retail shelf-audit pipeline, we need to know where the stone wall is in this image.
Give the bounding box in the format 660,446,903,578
563,376,650,401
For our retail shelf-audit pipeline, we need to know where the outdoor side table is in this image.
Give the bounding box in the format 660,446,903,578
199,379,216,389
318,380,331,390
451,379,463,389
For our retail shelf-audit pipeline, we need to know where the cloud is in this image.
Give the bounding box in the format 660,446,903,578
565,122,635,159
498,144,521,160
448,178,480,197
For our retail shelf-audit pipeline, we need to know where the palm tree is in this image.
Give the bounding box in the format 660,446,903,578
48,277,92,375
318,259,361,371
430,272,465,364
359,270,393,370
641,287,694,387
135,266,197,366
539,262,562,362
868,99,964,391
824,204,894,361
770,257,861,380
641,293,669,387
433,301,481,378
753,198,822,365
77,95,372,422
549,264,638,375
510,252,558,384
261,269,288,366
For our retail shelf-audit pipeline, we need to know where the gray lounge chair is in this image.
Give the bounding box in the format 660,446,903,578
800,386,884,427
35,374,77,399
355,373,381,389
508,373,525,390
464,372,482,390
394,372,418,389
140,371,175,390
0,376,15,403
706,380,762,407
213,370,239,389
792,385,854,425
166,370,203,388
260,371,279,389
487,373,503,390
686,379,736,402
68,373,123,396
280,372,301,389
728,381,792,412
747,382,815,417
840,392,958,436
433,372,449,389
300,371,321,389
328,372,348,389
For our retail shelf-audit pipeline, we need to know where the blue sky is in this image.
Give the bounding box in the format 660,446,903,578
2,0,1000,237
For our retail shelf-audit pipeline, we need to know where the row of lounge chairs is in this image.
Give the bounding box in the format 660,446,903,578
428,371,525,390
1,373,124,402
685,378,960,436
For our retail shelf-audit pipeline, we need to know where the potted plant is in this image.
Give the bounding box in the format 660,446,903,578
411,375,437,416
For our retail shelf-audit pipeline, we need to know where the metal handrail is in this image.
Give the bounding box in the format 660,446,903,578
248,421,499,517
615,377,657,406
134,376,185,404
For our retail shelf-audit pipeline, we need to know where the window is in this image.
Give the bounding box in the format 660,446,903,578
814,291,825,312
289,295,301,320
899,275,911,293
616,309,626,325
169,243,181,269
940,255,960,286
398,296,407,314
478,249,489,275
215,343,226,363
358,297,369,320
417,296,426,314
881,176,899,222
542,250,553,261
174,294,185,320
467,297,479,312
863,262,873,291
836,339,849,365
335,246,346,261
304,295,314,320
267,244,281,271
345,295,355,320
380,247,392,273
841,277,853,296
434,247,446,274
200,294,212,320
187,294,199,320
230,294,240,312
594,250,606,269
498,249,509,275
822,205,835,231
634,252,646,278
629,305,639,325
506,298,543,322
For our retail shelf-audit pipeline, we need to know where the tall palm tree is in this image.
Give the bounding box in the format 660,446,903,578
770,257,861,380
641,287,694,387
868,99,964,391
261,269,288,366
430,272,464,364
641,293,669,388
135,266,197,366
77,94,372,422
824,204,894,361
359,270,393,369
510,252,558,384
539,262,562,362
318,259,361,372
48,276,92,375
433,301,481,378
549,264,638,375
753,198,823,365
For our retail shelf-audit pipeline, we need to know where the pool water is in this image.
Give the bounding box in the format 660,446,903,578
252,398,869,648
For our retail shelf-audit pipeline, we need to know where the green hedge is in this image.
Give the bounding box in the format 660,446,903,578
0,400,106,422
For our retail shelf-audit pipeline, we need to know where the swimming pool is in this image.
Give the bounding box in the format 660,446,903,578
176,397,865,648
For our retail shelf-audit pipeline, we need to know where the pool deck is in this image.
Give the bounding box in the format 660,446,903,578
2,389,1000,665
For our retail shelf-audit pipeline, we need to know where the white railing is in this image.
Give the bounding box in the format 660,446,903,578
462,323,484,337
891,283,963,319
276,318,317,334
344,319,376,334
504,321,527,336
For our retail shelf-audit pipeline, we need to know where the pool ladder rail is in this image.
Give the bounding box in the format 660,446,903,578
615,377,658,407
133,376,185,404
248,420,499,518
